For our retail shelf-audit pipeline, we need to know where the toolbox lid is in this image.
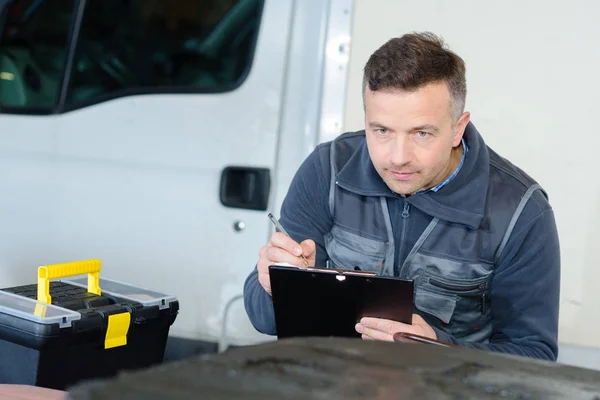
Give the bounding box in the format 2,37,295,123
0,289,81,328
64,278,177,310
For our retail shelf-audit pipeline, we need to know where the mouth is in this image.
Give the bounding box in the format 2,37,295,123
390,171,417,181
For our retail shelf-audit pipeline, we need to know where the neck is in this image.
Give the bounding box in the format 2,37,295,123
432,141,464,188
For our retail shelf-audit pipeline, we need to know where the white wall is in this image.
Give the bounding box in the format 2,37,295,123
344,0,600,350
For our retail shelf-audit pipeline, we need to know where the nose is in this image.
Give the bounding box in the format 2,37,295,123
389,134,412,167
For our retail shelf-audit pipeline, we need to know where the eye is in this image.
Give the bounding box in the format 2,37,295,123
376,128,388,135
416,131,429,138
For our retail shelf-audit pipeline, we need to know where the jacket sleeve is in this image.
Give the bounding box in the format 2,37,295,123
243,144,334,335
433,196,561,361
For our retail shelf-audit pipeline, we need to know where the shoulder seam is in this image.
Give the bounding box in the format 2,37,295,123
489,157,531,190
494,184,543,263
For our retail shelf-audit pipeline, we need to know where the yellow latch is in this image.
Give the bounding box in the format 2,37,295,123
34,303,47,318
105,312,131,349
37,259,102,304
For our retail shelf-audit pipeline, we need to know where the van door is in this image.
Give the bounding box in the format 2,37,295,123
0,0,292,345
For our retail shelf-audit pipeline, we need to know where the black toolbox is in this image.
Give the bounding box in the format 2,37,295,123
0,259,179,390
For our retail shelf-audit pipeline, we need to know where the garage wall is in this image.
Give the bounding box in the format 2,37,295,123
344,0,600,353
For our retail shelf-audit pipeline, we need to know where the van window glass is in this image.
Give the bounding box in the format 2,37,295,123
66,0,262,107
0,0,73,109
0,0,263,112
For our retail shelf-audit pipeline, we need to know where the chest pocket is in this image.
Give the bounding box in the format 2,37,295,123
324,225,388,274
412,256,493,339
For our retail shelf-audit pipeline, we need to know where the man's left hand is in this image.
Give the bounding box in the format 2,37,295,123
355,314,436,342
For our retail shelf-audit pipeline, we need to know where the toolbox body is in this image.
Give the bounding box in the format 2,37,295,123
0,260,179,390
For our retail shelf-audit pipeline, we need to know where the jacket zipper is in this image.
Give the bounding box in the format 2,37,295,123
430,278,488,314
402,202,410,218
396,202,410,276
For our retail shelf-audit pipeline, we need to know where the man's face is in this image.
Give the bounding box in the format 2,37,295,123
364,82,469,195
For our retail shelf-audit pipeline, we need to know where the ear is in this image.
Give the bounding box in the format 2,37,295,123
452,112,470,147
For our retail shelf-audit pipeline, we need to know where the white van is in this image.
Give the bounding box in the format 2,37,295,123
0,0,353,355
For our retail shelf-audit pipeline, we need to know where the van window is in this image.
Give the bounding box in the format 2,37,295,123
0,0,263,112
0,0,73,109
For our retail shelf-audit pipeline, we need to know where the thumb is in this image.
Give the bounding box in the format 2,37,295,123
412,313,426,325
300,239,316,256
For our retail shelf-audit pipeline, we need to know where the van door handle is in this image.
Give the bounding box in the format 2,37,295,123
219,166,270,211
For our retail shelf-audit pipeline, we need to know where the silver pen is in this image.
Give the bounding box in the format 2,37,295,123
267,213,310,267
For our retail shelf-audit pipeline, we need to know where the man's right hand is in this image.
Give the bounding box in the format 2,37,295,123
257,232,316,295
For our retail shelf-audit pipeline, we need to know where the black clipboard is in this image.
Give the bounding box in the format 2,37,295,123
269,265,414,339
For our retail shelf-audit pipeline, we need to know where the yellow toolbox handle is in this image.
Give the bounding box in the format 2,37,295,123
37,259,102,304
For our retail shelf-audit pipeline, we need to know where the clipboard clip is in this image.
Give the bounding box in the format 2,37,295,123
326,260,378,277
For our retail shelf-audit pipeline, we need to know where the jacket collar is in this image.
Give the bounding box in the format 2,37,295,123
335,122,489,229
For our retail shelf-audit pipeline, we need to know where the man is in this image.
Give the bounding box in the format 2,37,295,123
243,32,560,360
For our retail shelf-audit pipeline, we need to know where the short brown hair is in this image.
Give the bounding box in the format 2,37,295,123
363,32,467,121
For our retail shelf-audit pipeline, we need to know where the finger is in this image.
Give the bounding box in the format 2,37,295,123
258,245,268,260
361,334,375,341
300,239,316,257
264,246,306,267
360,317,406,335
270,232,303,256
356,324,394,342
